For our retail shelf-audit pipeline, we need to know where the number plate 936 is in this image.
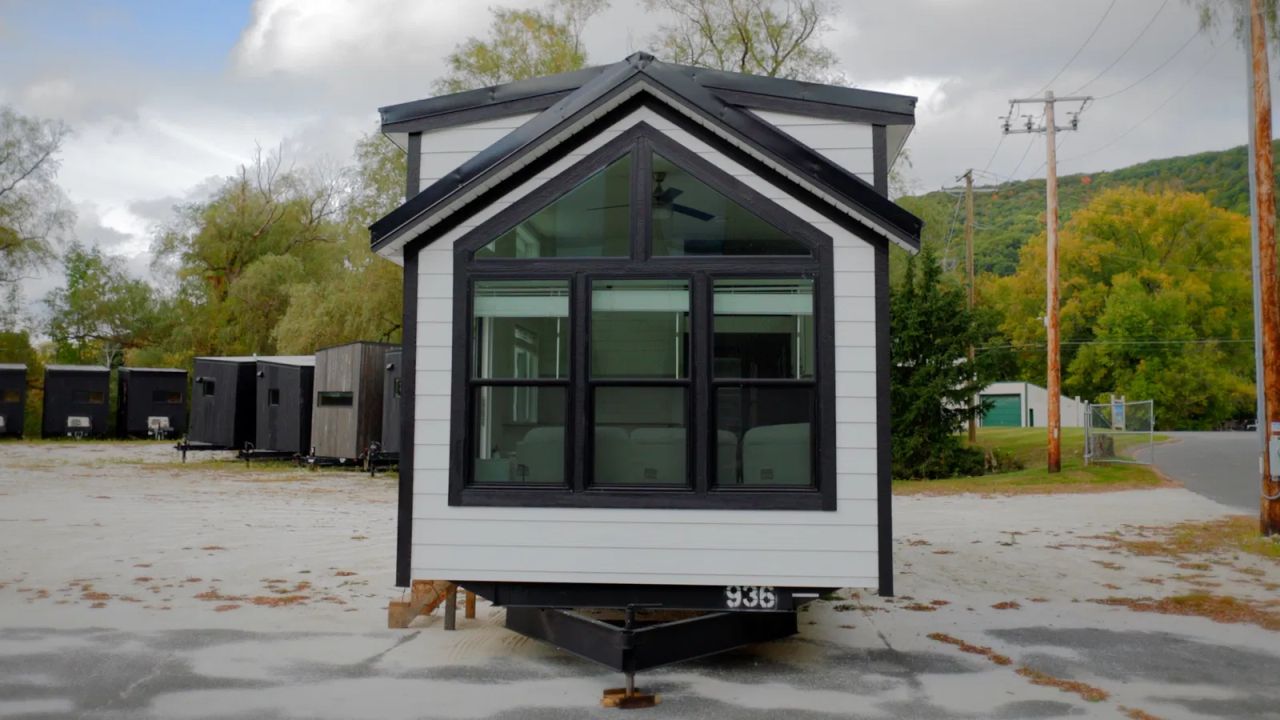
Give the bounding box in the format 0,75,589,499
723,585,777,610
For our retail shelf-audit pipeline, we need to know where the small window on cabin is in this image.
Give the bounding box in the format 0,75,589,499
476,155,632,259
469,280,570,485
650,153,809,257
2,390,19,403
713,279,814,379
74,390,106,405
153,390,182,404
201,380,216,397
393,378,402,399
590,280,691,486
268,389,281,406
318,391,354,407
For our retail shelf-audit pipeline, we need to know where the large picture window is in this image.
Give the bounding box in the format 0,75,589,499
453,128,834,510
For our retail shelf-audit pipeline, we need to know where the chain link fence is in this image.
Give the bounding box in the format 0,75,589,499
1084,399,1155,465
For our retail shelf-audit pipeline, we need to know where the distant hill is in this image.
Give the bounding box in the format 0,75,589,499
902,142,1263,276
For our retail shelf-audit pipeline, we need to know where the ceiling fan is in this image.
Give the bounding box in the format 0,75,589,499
586,171,715,221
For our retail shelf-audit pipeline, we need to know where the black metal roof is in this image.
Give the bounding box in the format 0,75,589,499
371,53,922,253
379,59,916,132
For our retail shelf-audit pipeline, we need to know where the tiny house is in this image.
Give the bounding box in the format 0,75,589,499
380,349,402,454
42,365,111,438
371,54,921,677
188,357,258,448
254,356,315,454
116,368,188,438
310,342,393,460
0,363,26,438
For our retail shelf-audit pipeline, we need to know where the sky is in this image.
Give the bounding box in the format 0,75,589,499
0,0,1271,312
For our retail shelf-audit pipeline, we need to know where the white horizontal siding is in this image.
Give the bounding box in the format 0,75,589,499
418,113,538,188
410,107,883,588
753,110,876,187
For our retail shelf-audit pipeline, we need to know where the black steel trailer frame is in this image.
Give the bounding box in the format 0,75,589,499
462,581,828,701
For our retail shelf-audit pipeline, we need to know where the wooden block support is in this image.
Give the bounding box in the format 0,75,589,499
444,585,457,631
387,579,454,629
465,590,476,619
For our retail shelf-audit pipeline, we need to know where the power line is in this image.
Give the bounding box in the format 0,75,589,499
979,337,1255,352
1060,41,1222,166
1036,0,1119,94
1071,0,1170,94
1007,135,1039,179
1095,28,1201,99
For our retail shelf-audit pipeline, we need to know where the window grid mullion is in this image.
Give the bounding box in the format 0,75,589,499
571,273,589,494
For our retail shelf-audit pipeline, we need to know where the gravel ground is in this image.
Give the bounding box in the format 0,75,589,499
1,441,1279,720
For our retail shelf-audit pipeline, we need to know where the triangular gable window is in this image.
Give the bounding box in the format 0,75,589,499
477,155,632,259
650,153,809,257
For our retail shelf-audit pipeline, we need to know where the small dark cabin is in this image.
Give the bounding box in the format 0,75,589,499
42,365,110,438
311,342,394,460
189,357,258,448
116,368,188,438
381,349,402,454
254,356,315,454
0,363,26,438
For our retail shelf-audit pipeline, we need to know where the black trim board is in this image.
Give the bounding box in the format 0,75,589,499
371,55,921,253
872,124,888,197
405,133,421,198
875,242,893,597
395,93,903,261
395,251,417,588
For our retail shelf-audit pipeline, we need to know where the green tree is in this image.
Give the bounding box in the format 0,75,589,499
272,132,407,353
890,245,993,479
435,0,609,93
0,106,72,293
986,187,1254,429
644,0,840,81
150,148,343,360
44,244,160,367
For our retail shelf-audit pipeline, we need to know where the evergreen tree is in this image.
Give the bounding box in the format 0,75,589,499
890,245,992,479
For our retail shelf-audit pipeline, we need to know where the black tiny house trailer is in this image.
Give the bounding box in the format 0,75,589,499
42,365,110,438
0,364,26,438
373,54,922,689
381,349,403,454
310,342,394,461
254,356,315,454
116,368,188,438
188,357,258,449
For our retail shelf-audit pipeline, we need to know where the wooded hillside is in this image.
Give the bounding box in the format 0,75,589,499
901,142,1268,276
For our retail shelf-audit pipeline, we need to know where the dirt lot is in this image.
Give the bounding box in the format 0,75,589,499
2,441,1279,720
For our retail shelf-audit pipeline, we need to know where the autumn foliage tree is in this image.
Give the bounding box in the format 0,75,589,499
985,187,1254,429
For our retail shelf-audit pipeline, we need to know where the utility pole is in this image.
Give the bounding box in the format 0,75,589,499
1003,91,1091,473
1245,0,1280,535
944,170,995,443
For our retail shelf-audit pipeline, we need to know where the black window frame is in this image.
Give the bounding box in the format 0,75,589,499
449,123,836,511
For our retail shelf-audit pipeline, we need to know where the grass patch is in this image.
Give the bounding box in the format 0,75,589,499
1092,593,1280,632
967,427,1168,468
894,462,1168,496
894,427,1171,496
1103,516,1280,562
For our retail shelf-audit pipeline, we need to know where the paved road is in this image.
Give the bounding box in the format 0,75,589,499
1137,431,1259,511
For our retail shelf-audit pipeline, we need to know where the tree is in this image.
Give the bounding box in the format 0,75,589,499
44,244,161,368
435,0,609,94
272,132,406,353
1191,0,1279,52
890,245,993,479
0,106,72,288
644,0,840,81
986,187,1254,429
